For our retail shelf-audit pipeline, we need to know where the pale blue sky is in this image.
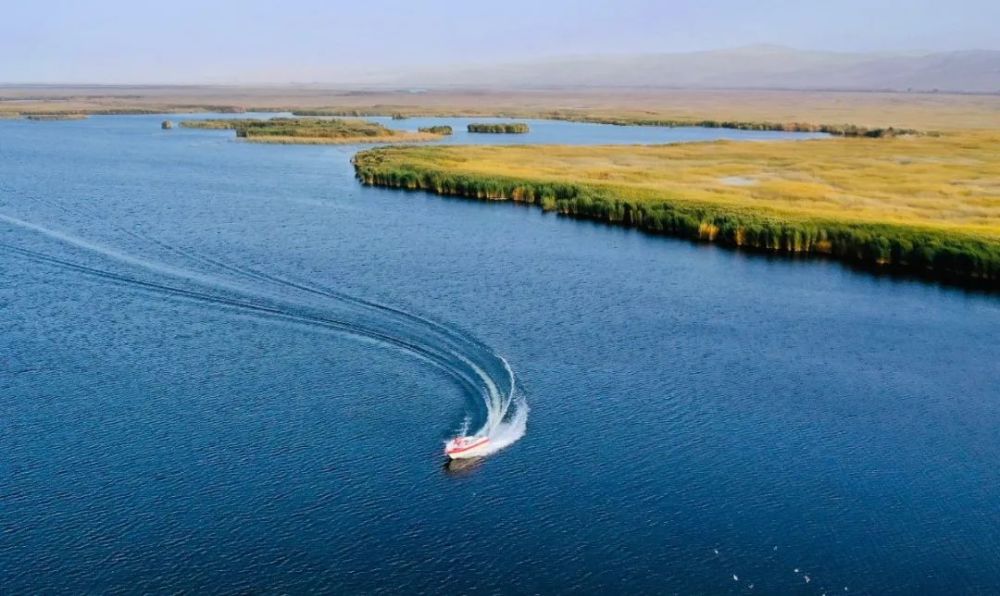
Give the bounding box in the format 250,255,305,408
2,0,997,83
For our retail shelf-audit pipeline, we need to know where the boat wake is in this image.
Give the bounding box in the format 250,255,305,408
0,211,527,461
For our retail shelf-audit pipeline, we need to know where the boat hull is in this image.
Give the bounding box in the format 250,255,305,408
445,436,491,459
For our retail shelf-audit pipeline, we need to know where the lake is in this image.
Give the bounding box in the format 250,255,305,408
2,115,998,594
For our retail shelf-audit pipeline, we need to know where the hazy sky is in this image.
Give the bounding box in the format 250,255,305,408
2,0,997,83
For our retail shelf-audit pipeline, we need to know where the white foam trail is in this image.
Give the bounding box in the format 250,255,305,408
462,354,527,457
481,394,529,454
3,211,529,459
0,213,253,294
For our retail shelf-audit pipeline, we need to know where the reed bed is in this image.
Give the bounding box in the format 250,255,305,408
353,134,1000,285
181,117,444,144
467,123,530,134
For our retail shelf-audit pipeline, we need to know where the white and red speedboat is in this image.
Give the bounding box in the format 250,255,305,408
444,435,490,459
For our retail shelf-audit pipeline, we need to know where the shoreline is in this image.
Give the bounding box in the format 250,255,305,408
352,144,1000,288
242,132,442,145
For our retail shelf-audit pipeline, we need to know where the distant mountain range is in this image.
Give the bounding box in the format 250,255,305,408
393,45,1000,93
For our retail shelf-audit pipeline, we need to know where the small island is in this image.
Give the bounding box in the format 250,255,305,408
24,113,88,121
179,117,444,144
467,123,530,134
418,125,453,135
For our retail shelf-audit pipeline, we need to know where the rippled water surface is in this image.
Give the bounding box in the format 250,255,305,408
2,115,998,594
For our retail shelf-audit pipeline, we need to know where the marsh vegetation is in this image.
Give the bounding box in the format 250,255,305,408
418,125,453,135
180,117,443,144
354,134,1000,285
574,118,919,137
467,123,530,134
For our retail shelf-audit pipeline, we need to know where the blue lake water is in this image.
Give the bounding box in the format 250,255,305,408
1,115,998,594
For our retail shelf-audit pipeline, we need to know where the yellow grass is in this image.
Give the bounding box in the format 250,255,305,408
369,132,1000,240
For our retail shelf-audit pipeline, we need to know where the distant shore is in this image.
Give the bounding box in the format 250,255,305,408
23,113,89,120
2,87,998,132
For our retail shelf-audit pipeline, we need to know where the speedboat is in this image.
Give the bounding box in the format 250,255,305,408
444,435,490,459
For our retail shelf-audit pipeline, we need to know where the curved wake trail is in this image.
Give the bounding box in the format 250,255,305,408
1,212,527,459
